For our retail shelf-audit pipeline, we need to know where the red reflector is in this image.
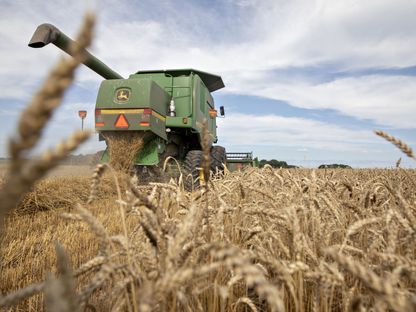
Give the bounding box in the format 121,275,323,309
95,122,105,127
143,108,152,115
115,114,129,128
209,109,217,118
140,122,150,127
95,109,101,115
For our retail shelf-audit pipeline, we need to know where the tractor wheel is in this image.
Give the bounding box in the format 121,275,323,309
210,146,226,175
184,150,203,191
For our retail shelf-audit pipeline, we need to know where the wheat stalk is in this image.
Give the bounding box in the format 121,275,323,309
326,248,414,311
0,13,95,224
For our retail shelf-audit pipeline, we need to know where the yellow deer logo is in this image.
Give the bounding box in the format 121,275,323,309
116,89,130,102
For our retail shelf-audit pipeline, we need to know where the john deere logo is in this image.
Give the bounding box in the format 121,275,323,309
115,89,130,102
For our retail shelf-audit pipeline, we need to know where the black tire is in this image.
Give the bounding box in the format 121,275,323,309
184,150,203,191
210,146,226,174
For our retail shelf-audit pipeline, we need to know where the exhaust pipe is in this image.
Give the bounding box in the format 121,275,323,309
28,23,123,80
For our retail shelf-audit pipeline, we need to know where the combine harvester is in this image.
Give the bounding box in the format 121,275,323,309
28,23,255,187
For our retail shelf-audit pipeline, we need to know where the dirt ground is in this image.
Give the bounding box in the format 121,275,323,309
0,162,92,179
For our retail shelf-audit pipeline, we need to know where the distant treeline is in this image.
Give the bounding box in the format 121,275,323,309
257,159,352,169
318,164,352,169
257,159,298,168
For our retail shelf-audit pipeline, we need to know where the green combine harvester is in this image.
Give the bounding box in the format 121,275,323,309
28,23,253,187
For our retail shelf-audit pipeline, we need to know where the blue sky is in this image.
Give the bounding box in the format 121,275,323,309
0,0,415,167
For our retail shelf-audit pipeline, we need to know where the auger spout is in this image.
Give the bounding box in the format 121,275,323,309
28,23,123,80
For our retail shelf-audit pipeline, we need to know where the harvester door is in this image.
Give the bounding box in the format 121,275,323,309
196,78,217,144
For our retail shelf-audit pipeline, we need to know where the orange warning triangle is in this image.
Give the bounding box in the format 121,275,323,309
115,114,129,128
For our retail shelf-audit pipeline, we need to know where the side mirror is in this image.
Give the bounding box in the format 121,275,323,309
220,106,225,117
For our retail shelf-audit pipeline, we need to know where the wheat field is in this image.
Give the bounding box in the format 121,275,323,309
1,167,416,311
1,13,415,312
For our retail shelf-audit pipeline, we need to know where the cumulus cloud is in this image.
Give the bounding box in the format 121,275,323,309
3,0,416,77
217,112,416,168
217,113,376,151
228,74,416,128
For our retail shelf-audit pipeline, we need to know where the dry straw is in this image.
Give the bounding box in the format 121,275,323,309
102,131,145,172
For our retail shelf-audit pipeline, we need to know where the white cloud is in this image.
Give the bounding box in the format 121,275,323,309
103,1,412,81
217,112,416,168
217,113,376,152
3,0,416,78
227,74,416,128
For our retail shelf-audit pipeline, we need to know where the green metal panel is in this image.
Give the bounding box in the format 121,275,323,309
171,77,192,117
128,73,192,117
96,78,168,115
166,117,193,128
191,75,217,145
135,139,160,165
206,88,216,140
199,82,206,113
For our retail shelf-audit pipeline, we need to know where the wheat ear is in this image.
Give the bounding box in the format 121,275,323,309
375,130,414,159
0,13,95,224
326,248,414,311
87,163,108,204
0,283,44,308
